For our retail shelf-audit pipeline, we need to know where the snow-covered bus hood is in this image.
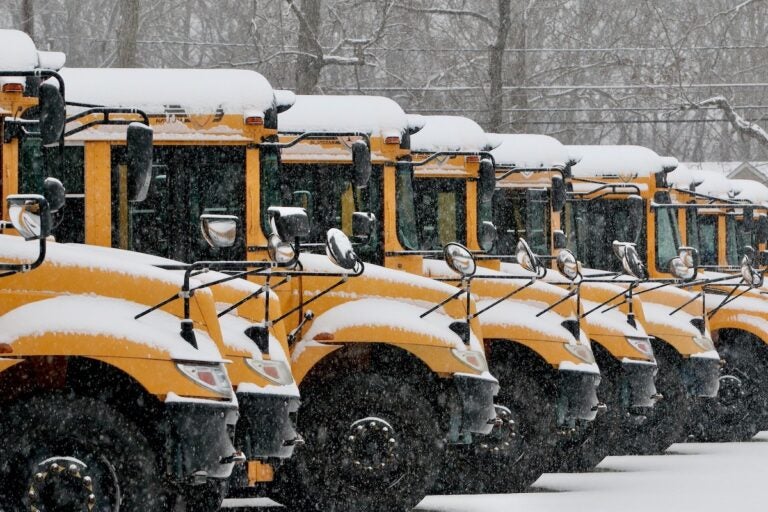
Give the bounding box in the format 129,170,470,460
0,295,224,363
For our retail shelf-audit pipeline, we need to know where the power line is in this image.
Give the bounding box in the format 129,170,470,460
42,36,768,53
326,83,768,92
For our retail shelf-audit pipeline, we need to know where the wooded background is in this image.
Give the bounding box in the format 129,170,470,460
4,0,768,161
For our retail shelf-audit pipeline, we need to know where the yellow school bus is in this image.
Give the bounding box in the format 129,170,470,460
486,133,719,462
23,71,498,512
0,30,242,510
666,167,768,440
279,101,599,492
565,145,754,442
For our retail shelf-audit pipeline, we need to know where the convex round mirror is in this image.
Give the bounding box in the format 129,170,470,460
516,238,542,276
556,249,580,281
267,233,296,265
7,194,51,240
478,221,497,251
612,241,647,279
668,246,698,281
326,228,359,270
741,246,764,287
200,214,238,248
443,242,477,278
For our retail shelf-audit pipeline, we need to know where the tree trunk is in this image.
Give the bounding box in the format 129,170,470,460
21,0,34,40
295,0,324,93
116,0,140,68
508,1,529,133
488,0,512,132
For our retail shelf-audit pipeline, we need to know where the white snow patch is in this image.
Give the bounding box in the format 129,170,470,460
568,145,677,178
57,67,276,116
279,95,409,136
410,116,492,153
489,133,570,169
0,295,224,362
302,298,478,349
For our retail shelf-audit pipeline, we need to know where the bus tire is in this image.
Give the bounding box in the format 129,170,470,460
272,372,443,512
0,393,170,511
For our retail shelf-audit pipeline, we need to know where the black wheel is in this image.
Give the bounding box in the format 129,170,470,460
271,373,443,512
624,340,689,454
697,333,768,442
432,405,522,494
455,349,559,493
0,393,170,512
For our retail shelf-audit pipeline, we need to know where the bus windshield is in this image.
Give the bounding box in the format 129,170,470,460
687,211,718,266
413,177,466,251
491,187,550,256
725,215,749,266
568,198,647,273
263,158,381,259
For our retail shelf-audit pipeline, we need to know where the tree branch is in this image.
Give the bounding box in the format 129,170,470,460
391,3,497,28
686,95,768,146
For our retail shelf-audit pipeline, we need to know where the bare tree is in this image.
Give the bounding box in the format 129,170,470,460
116,0,139,67
20,0,33,39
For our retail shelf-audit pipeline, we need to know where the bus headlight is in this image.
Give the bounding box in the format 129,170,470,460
246,358,295,386
626,336,655,359
451,348,488,372
176,362,232,397
564,343,596,364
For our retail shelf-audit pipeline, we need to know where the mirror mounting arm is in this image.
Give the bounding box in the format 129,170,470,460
63,106,150,138
469,278,537,320
410,151,495,168
263,131,371,150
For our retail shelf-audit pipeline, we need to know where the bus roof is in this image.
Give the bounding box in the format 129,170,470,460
568,145,678,178
410,115,491,153
57,67,276,117
488,133,570,169
730,179,768,205
0,29,65,92
278,94,409,138
669,165,736,198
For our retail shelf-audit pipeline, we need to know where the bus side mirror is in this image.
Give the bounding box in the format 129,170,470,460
479,221,497,251
268,206,310,241
756,215,768,245
553,230,567,250
352,211,376,241
352,140,372,188
126,123,154,202
743,206,755,232
38,82,65,146
478,159,495,204
627,195,644,243
551,175,566,212
326,228,359,270
200,214,239,248
43,177,65,213
7,194,51,240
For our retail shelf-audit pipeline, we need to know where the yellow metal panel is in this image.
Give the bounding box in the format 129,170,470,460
2,140,18,219
84,141,112,246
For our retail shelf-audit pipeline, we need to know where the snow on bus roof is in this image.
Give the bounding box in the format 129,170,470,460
410,115,492,153
57,67,276,116
0,29,66,90
278,94,409,137
729,179,768,205
488,133,570,169
568,145,678,178
670,167,737,198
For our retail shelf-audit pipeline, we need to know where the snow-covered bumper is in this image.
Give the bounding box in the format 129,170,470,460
236,392,301,460
163,400,240,483
622,360,659,412
683,354,721,398
557,370,602,427
451,374,500,438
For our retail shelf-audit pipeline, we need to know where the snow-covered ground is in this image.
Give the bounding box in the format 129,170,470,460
223,432,768,511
